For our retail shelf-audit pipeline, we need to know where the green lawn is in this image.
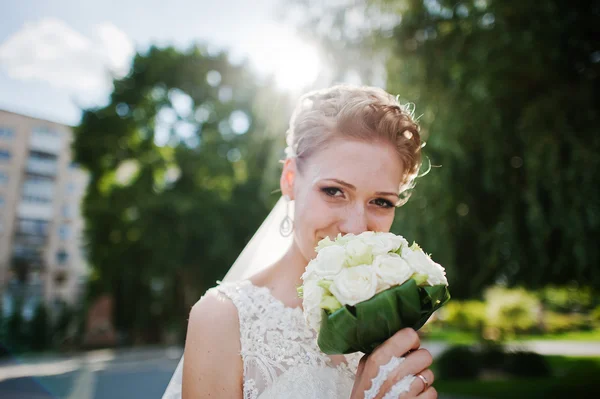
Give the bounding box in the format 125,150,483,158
423,328,600,344
435,356,600,399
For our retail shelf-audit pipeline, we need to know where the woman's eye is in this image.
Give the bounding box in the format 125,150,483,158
372,198,394,208
321,187,344,198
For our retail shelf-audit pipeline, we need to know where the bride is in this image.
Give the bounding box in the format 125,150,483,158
163,85,437,398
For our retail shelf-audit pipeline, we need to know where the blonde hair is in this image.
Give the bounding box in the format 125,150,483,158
285,84,423,205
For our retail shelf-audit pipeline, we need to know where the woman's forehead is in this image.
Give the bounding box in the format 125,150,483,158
305,140,403,190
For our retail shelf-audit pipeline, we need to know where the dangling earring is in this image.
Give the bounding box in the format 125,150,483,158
280,195,294,237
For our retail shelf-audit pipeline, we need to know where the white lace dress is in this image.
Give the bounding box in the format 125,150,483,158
162,280,363,399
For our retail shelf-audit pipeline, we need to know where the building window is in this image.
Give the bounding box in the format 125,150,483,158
18,219,49,236
32,126,59,138
0,127,14,140
22,195,52,204
59,224,70,240
62,205,71,218
0,150,10,161
57,250,69,264
0,171,8,185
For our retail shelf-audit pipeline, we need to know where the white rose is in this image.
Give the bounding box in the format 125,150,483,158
356,231,375,239
302,278,325,331
313,245,347,277
345,238,373,266
373,253,413,288
364,232,408,256
402,246,448,286
329,265,378,306
301,259,318,281
315,236,336,252
334,233,355,246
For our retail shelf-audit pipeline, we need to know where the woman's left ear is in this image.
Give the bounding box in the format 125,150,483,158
280,158,297,200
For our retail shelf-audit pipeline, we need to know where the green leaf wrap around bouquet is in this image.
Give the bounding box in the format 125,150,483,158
317,279,451,354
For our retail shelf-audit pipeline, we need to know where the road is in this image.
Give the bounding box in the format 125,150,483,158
0,347,182,399
1,341,599,399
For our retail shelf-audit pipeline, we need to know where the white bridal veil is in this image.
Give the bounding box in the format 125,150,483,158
162,196,294,398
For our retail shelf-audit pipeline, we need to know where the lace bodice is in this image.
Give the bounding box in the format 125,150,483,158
162,280,363,399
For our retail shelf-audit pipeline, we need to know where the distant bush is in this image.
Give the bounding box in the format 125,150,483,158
437,345,552,381
5,306,27,352
502,351,551,377
485,287,541,335
30,304,51,352
478,342,506,370
591,306,600,325
543,311,590,334
435,345,481,380
435,286,598,339
537,285,595,313
438,300,486,332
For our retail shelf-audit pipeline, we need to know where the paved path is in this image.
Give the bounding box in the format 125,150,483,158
1,341,598,398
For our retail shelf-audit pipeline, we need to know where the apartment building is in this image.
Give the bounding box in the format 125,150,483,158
0,109,88,318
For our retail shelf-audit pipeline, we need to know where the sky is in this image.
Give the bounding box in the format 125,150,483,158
0,0,322,126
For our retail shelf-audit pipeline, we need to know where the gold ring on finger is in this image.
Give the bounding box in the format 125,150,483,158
416,373,429,391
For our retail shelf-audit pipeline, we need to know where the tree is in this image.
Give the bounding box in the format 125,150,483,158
384,0,599,297
73,46,287,342
291,0,599,297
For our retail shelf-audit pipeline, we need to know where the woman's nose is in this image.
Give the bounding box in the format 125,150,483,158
338,204,368,235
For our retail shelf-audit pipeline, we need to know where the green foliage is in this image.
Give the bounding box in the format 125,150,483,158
593,306,600,324
52,301,76,348
478,342,506,371
438,299,486,331
436,356,600,398
292,0,600,297
485,286,540,335
384,0,600,297
435,285,598,339
537,285,595,313
543,311,590,334
30,304,51,352
435,345,480,380
502,351,551,378
73,46,287,342
5,306,27,352
436,345,552,382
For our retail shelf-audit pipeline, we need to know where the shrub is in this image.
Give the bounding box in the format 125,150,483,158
6,307,27,352
438,300,487,331
435,345,481,380
546,311,591,333
478,342,506,370
591,306,600,325
502,351,551,377
30,304,52,352
537,285,594,313
485,286,541,335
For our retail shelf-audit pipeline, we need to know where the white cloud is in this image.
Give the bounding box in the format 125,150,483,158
0,18,134,99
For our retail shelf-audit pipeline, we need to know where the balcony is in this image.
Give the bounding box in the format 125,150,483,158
13,233,47,247
22,180,55,199
17,201,54,220
29,127,63,155
26,158,58,176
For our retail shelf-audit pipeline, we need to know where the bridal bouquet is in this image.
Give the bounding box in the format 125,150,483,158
298,232,451,355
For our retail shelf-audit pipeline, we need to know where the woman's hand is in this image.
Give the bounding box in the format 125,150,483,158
350,328,436,399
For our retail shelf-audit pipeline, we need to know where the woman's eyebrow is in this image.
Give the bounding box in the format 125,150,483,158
323,178,400,198
324,178,356,190
376,191,400,199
